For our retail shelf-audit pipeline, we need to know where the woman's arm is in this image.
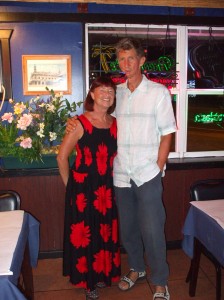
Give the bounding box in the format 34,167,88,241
57,120,83,186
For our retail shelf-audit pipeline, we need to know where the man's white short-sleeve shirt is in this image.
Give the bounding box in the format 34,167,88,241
113,75,177,188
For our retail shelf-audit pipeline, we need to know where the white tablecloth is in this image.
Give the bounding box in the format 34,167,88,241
191,200,224,229
0,210,24,275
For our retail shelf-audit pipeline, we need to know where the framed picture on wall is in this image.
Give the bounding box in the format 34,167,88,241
22,55,72,95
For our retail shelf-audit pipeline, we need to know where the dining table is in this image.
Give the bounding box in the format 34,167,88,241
0,210,40,300
182,199,224,298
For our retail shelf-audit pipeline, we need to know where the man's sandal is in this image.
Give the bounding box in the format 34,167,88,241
118,269,146,291
153,285,170,300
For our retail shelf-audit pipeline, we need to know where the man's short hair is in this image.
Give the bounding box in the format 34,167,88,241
115,38,145,58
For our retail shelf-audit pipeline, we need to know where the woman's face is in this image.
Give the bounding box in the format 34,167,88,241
91,85,115,110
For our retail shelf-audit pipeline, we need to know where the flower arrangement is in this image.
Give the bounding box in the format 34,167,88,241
0,88,82,163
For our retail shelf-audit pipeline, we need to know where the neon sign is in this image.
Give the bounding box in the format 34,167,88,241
142,56,175,72
194,112,224,123
144,72,178,88
92,45,115,73
91,45,178,88
109,57,175,73
108,56,175,73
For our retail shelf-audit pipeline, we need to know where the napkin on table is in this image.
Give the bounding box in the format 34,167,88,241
0,210,24,276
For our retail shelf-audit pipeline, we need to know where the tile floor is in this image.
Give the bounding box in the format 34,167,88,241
33,249,223,300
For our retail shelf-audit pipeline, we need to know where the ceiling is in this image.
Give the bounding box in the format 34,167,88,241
3,0,224,9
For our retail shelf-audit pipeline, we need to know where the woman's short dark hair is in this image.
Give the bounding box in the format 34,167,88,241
84,76,116,114
115,38,145,58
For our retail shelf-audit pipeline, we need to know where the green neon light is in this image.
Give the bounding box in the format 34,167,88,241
194,112,224,123
108,56,175,73
109,60,119,71
91,46,175,73
142,56,174,72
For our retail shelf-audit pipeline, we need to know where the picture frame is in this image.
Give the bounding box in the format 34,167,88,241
22,55,72,95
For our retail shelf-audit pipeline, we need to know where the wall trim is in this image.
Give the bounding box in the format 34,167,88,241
2,0,224,9
0,12,223,27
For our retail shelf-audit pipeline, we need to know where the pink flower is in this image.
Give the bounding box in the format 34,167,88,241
17,114,33,130
1,113,14,123
20,137,32,149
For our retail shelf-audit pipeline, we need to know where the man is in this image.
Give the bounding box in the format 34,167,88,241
113,38,176,300
67,38,176,300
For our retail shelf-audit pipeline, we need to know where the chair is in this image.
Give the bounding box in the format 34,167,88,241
186,179,224,300
0,190,21,211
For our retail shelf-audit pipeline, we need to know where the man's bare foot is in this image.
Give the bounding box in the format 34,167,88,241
118,269,146,291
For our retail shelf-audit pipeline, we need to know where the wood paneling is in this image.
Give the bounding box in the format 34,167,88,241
1,166,224,254
0,175,66,253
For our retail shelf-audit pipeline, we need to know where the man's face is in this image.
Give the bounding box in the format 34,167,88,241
117,48,145,79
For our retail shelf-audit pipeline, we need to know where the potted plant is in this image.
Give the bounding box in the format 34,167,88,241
0,88,82,168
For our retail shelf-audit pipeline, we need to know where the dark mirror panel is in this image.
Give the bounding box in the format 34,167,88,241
187,28,224,89
0,30,13,101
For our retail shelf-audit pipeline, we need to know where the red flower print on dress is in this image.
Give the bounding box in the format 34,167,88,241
112,276,120,283
79,115,93,134
112,219,118,244
93,185,112,215
93,250,112,276
96,143,108,175
110,118,117,139
74,281,87,289
76,256,88,273
84,146,92,166
75,144,82,169
70,221,91,249
72,171,88,183
113,250,121,268
100,224,111,242
76,193,87,212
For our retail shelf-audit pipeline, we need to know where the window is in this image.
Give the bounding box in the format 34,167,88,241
186,27,224,157
85,24,224,158
187,94,223,152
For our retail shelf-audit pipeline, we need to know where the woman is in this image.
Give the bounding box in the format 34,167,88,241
57,76,120,300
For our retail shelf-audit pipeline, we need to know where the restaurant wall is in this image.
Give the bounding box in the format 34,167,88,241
0,2,224,255
0,22,83,114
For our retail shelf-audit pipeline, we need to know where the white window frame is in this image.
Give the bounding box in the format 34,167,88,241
85,23,224,159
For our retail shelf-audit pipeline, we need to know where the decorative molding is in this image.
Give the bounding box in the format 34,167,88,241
2,0,224,9
0,13,223,27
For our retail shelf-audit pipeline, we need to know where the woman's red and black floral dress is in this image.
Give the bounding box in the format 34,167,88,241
63,114,120,292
